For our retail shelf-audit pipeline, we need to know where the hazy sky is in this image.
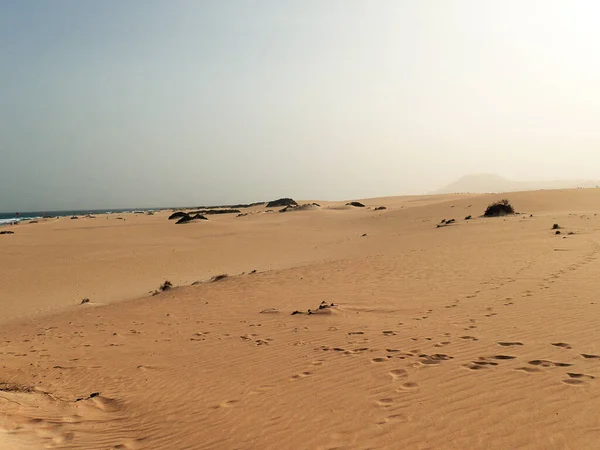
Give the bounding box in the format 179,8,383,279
2,1,600,211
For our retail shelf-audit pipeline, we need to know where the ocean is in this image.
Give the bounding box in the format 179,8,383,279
0,208,153,225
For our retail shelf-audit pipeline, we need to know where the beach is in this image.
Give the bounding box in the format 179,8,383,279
1,189,600,449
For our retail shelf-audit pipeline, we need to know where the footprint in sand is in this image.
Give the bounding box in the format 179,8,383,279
382,331,396,336
498,342,524,347
418,354,453,365
552,343,572,349
528,360,572,368
389,369,408,379
460,336,479,341
372,357,387,363
348,331,364,336
379,413,406,424
397,382,419,391
376,397,394,407
290,371,312,381
581,354,600,360
515,366,542,373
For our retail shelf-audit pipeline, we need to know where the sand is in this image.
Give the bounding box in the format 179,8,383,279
1,189,600,449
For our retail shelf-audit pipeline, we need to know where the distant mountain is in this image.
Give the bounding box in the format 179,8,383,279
436,174,600,194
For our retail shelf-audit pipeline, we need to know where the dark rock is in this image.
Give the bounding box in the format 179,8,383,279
362,233,367,237
80,298,90,304
0,230,14,235
465,215,472,220
374,206,386,211
159,280,173,291
552,224,560,229
266,198,298,208
250,269,257,274
71,216,79,219
210,274,228,282
175,214,207,224
555,230,561,235
168,211,188,220
291,310,301,315
237,213,248,217
312,203,321,207
346,201,365,207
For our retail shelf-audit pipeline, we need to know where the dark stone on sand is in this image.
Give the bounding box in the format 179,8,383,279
446,219,455,224
175,214,207,224
0,230,14,235
374,206,386,211
237,213,248,217
465,215,472,220
362,233,367,237
266,198,298,208
169,211,188,220
159,280,173,291
555,230,561,235
80,298,90,304
346,202,365,207
250,269,257,274
291,310,301,315
210,274,228,282
312,203,321,207
71,216,79,219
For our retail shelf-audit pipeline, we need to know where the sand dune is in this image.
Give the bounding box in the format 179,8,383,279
1,189,600,449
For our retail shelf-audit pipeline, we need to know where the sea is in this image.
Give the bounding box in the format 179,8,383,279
0,208,154,226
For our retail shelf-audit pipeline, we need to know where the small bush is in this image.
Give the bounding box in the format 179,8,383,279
484,199,515,217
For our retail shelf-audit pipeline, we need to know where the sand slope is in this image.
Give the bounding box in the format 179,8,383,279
1,189,600,449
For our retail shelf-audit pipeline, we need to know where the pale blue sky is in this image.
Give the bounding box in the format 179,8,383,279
2,1,600,210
